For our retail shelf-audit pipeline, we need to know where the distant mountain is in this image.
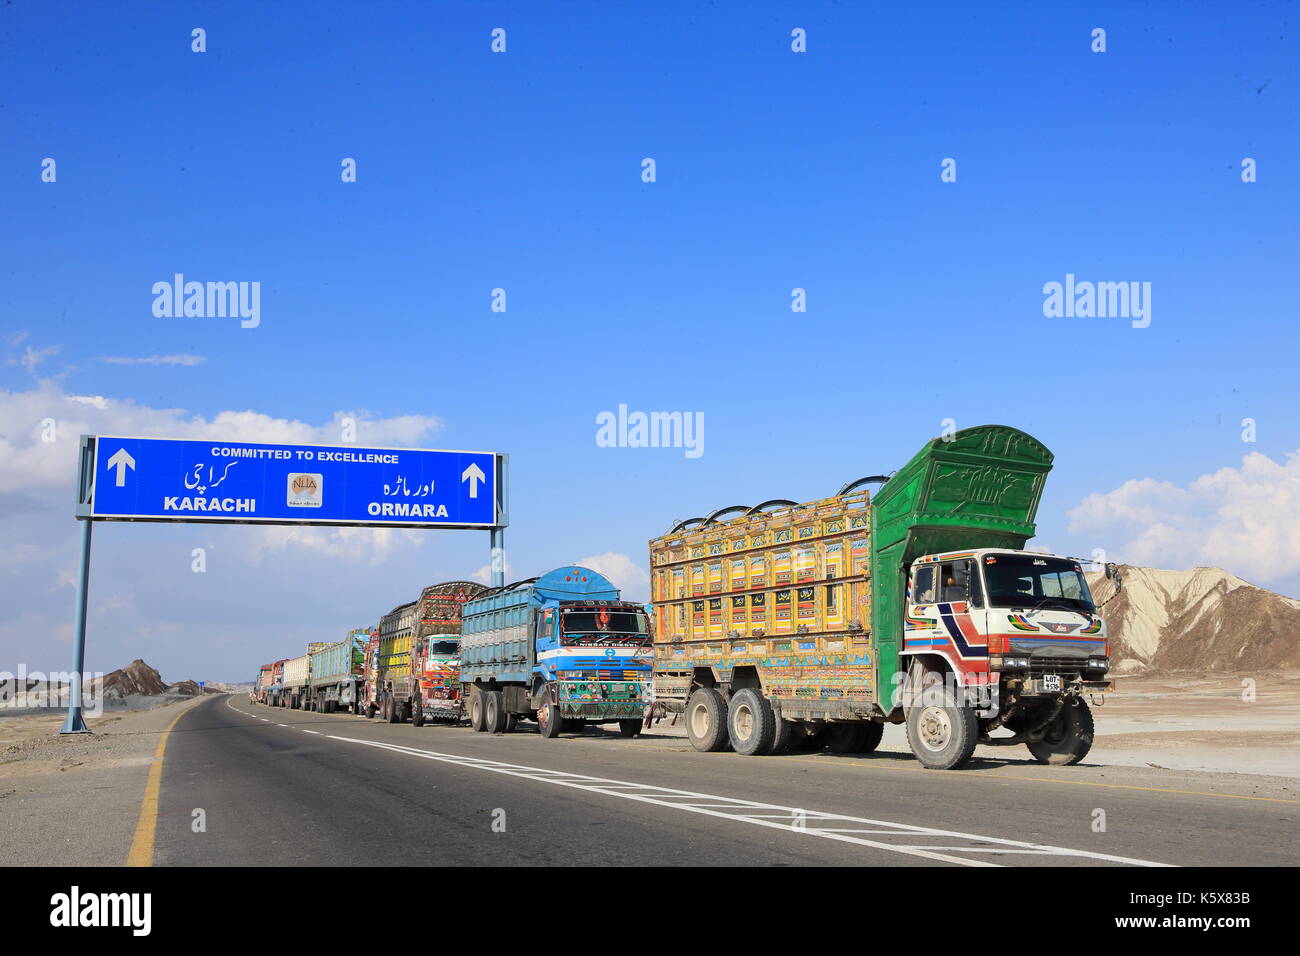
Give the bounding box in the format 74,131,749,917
1084,566,1300,673
92,659,209,699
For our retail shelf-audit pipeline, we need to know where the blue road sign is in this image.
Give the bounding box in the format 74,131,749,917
84,436,501,528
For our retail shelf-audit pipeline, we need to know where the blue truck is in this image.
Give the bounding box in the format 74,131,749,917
459,566,652,738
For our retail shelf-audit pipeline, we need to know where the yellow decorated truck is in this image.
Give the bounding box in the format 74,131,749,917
649,425,1118,769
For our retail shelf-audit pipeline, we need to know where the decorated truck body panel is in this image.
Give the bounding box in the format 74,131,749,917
651,425,1116,768
254,664,274,703
281,655,310,709
650,488,876,719
262,659,287,705
460,567,652,738
363,600,416,721
309,630,369,713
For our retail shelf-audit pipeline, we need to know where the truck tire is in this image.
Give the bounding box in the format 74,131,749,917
365,703,374,719
827,721,884,754
727,688,777,756
770,716,796,754
386,697,400,724
503,713,517,734
905,681,978,770
468,689,487,732
618,719,641,738
412,699,425,727
485,691,507,733
537,697,563,738
686,688,730,753
1027,698,1094,766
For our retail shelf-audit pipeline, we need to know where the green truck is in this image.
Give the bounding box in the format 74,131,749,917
649,425,1117,769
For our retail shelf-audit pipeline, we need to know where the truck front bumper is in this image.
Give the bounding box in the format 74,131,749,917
557,679,646,720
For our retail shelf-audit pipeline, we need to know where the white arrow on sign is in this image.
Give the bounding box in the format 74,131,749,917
461,462,486,498
106,448,136,487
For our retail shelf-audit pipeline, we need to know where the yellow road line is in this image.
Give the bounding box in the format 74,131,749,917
762,751,1300,805
125,704,193,867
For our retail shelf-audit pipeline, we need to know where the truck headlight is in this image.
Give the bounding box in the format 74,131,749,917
1087,658,1109,671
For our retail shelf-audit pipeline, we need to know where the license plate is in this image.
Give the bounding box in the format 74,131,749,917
1042,674,1061,692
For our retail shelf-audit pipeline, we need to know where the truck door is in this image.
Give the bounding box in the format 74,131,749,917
533,607,556,673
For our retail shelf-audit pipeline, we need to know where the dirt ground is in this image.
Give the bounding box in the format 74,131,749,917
0,696,211,865
1083,672,1300,778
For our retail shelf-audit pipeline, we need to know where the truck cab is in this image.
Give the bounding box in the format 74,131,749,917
537,600,653,733
413,634,463,723
899,546,1116,769
905,549,1111,700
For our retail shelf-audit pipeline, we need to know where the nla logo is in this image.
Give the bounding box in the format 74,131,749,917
287,473,323,508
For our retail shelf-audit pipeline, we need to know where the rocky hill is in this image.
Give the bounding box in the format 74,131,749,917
97,659,168,698
1085,565,1300,673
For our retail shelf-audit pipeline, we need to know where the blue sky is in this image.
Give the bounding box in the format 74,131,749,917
2,1,1298,682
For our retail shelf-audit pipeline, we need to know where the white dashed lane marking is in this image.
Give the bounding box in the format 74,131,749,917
224,696,1171,868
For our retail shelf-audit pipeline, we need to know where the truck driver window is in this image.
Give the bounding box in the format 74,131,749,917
938,561,969,603
912,566,935,603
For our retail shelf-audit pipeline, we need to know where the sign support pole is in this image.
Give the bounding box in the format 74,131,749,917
490,527,505,588
60,516,93,734
490,454,509,588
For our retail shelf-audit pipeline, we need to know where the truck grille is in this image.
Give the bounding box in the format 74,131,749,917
1027,656,1090,675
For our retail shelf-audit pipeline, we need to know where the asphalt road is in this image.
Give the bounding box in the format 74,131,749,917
152,694,1299,866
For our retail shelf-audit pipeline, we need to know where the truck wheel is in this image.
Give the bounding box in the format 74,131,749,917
537,698,563,738
1027,698,1094,766
618,719,641,738
387,698,400,724
469,690,487,732
827,721,884,754
503,714,517,734
727,688,776,756
686,688,730,753
905,686,978,770
770,716,796,754
485,691,507,733
412,700,425,727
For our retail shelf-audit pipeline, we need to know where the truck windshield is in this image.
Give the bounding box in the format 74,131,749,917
982,555,1095,612
561,610,649,642
428,640,459,656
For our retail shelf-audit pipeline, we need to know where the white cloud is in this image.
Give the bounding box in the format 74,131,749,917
471,560,513,585
0,381,442,495
1068,450,1300,584
575,551,650,602
16,343,61,375
98,354,207,366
